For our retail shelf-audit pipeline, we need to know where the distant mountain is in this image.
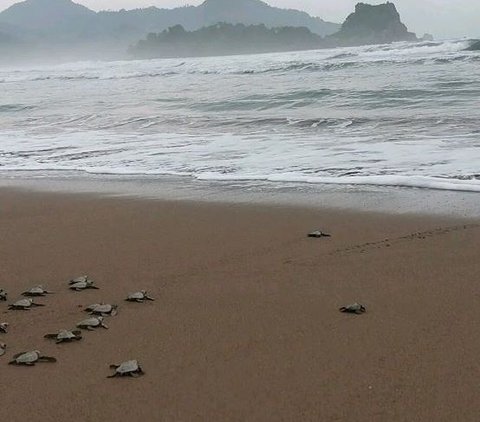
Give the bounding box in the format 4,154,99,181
329,2,417,46
0,0,95,32
129,23,324,59
0,0,421,63
0,0,339,60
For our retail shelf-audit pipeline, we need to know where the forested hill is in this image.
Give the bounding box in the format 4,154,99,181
129,23,324,59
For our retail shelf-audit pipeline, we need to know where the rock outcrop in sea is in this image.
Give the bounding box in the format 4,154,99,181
329,2,417,46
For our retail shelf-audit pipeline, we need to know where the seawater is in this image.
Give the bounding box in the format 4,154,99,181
1,39,479,192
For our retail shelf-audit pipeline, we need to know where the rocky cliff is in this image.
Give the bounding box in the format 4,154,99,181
330,2,417,46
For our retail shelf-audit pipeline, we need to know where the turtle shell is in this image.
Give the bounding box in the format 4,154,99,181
91,304,116,314
85,303,102,312
23,286,48,296
116,360,140,374
15,351,40,364
57,330,77,340
12,298,33,308
340,303,366,314
78,317,100,327
127,292,145,300
69,276,90,285
70,281,87,290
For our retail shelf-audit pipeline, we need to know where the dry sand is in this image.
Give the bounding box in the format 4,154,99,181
0,188,479,421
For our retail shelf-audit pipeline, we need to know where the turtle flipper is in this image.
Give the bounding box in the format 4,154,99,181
44,334,58,339
145,296,155,301
38,356,57,362
32,303,45,307
89,286,100,290
109,364,120,369
101,323,109,329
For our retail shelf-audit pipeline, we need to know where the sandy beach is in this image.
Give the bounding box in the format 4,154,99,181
0,187,479,421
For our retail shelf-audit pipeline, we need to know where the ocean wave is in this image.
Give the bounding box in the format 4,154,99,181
1,40,478,83
195,173,480,193
0,104,35,112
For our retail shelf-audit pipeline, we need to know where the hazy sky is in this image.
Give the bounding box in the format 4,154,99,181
0,0,478,38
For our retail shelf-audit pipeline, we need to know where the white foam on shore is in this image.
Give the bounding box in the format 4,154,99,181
196,173,480,192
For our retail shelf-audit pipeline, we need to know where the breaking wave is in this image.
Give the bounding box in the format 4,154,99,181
1,38,479,196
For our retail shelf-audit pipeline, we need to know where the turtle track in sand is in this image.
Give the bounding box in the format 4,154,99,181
330,223,480,256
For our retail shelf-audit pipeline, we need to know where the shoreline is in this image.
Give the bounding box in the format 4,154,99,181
1,173,480,218
0,188,479,420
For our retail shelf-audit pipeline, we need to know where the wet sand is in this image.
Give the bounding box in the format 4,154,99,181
0,188,479,421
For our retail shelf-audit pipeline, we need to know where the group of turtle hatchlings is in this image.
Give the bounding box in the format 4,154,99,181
0,276,154,377
2,253,366,373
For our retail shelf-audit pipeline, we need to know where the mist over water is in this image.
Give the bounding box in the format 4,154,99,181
1,39,480,192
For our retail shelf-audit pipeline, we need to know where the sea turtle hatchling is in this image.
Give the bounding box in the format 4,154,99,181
0,343,6,357
308,230,331,238
69,279,99,291
44,329,82,344
339,303,366,314
76,316,108,330
8,350,57,366
108,360,144,378
126,291,155,303
22,285,53,297
0,322,9,334
86,304,118,317
68,275,90,285
0,289,7,301
8,298,45,310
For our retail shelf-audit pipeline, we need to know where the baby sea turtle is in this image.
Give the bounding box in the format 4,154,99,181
0,322,9,334
8,298,45,310
0,343,6,357
108,360,144,378
8,350,57,366
77,316,108,330
308,230,331,238
22,285,53,297
68,275,90,285
69,279,99,291
87,304,118,317
339,303,366,314
126,291,155,303
44,329,82,344
0,289,7,301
